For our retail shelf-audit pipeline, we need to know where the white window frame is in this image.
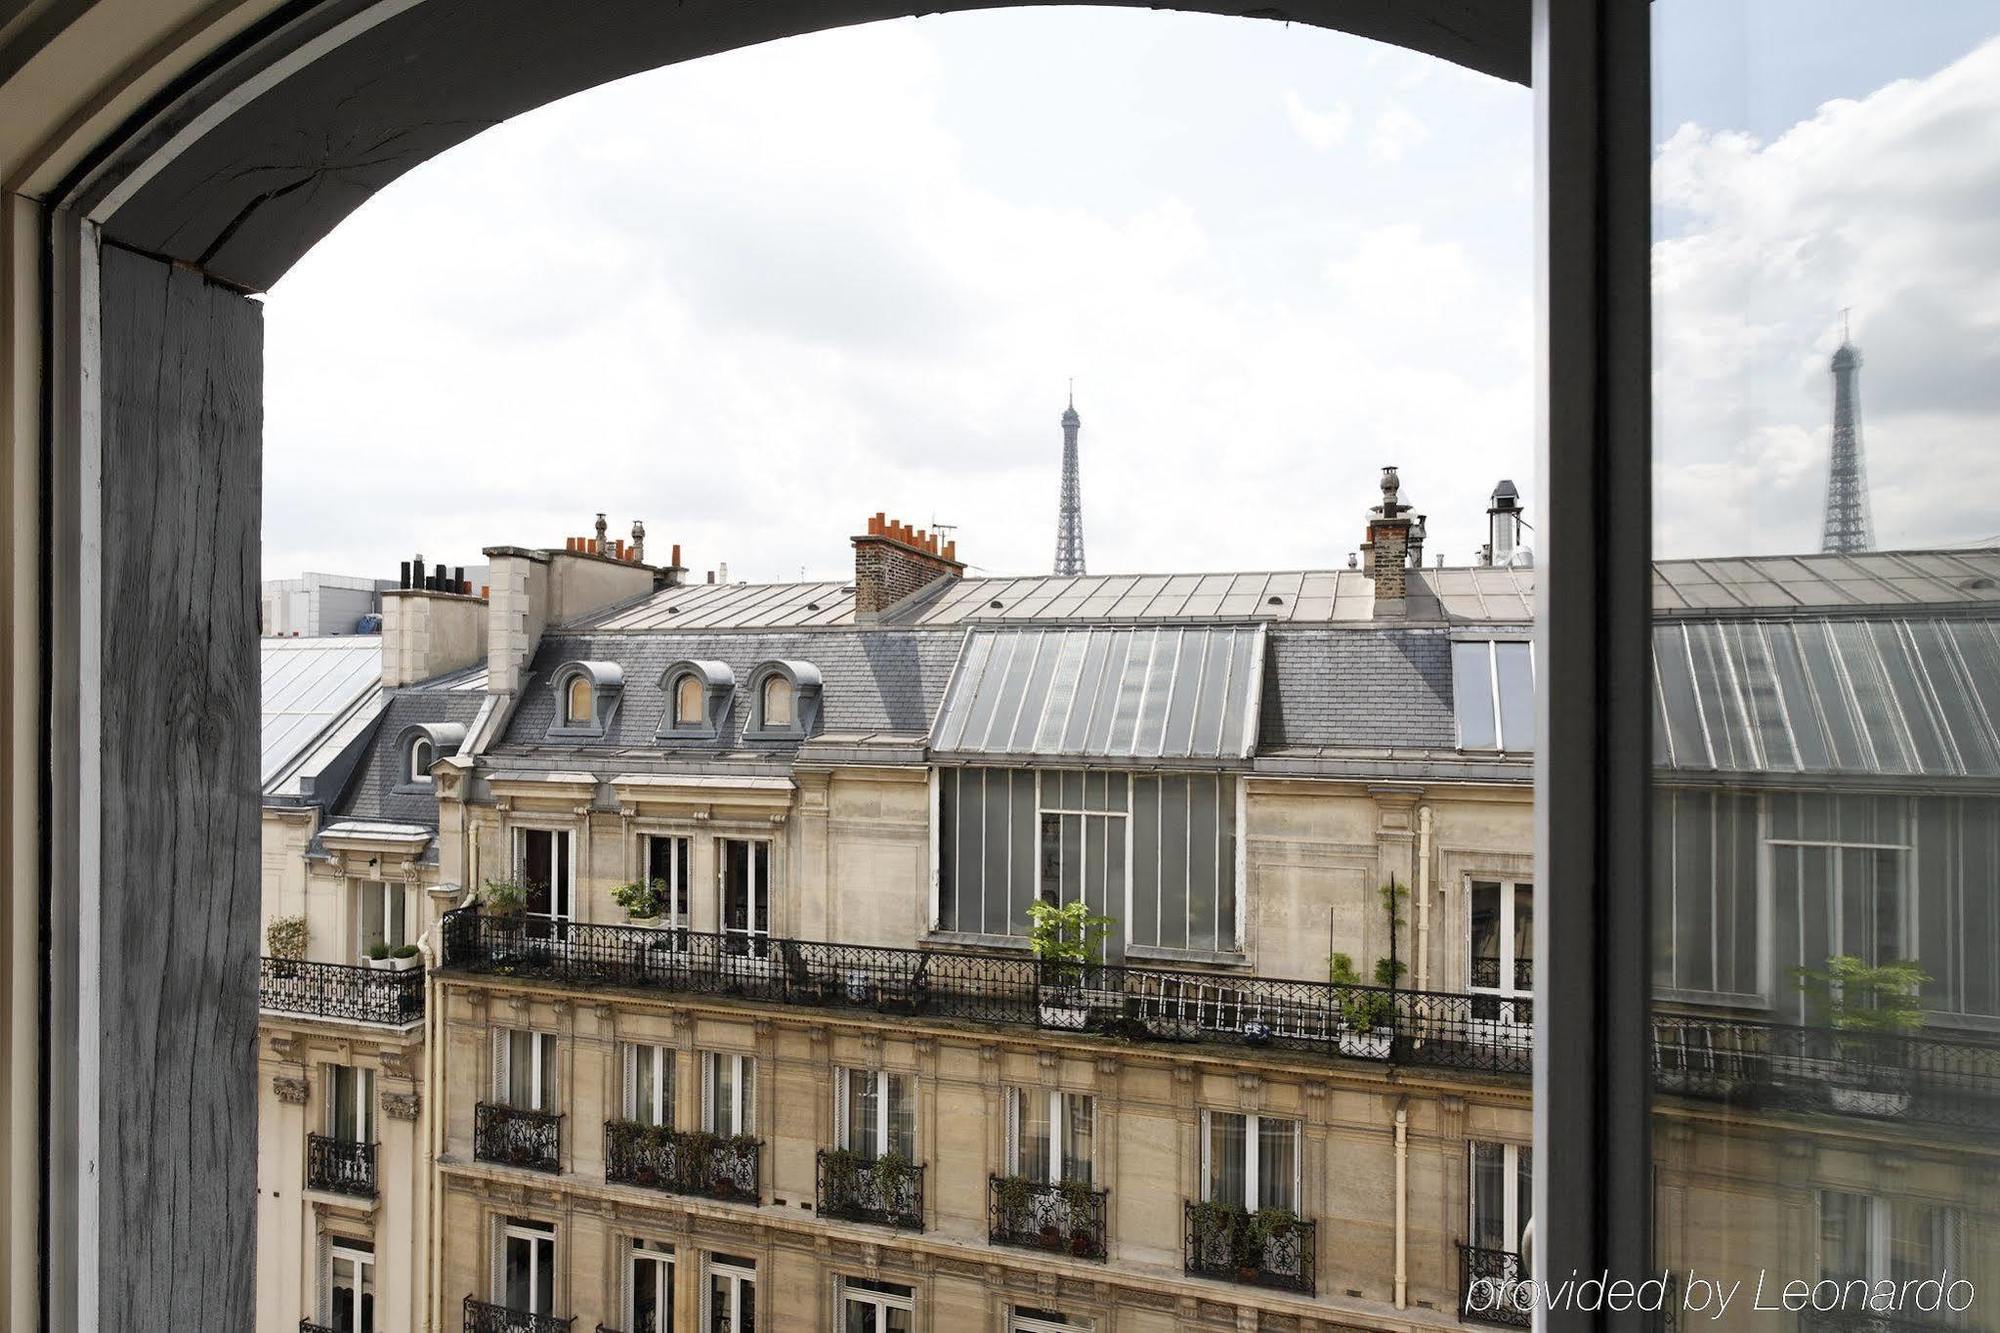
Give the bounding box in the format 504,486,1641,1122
1010,1310,1078,1333
512,825,575,924
1468,1140,1532,1254
1766,802,1913,1022
354,877,408,956
1004,1086,1094,1184
1199,1109,1301,1212
1451,637,1536,752
704,1254,757,1333
1467,877,1534,1020
408,733,434,784
1816,1190,1964,1289
834,1067,913,1160
838,1275,914,1329
566,674,594,726
496,1218,557,1317
641,833,693,931
622,1043,674,1127
625,1238,674,1333
493,1028,558,1113
701,1051,756,1137
323,1238,375,1331
325,1063,374,1143
717,837,771,955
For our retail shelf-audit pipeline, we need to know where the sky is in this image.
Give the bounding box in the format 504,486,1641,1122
262,3,2000,584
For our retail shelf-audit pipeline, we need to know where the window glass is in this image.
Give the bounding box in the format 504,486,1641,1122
761,674,794,728
409,735,433,781
1451,641,1498,749
675,673,704,726
566,675,592,725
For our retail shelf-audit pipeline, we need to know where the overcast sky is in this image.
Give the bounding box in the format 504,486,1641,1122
263,4,1999,584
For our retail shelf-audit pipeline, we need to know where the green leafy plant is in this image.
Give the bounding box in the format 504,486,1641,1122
823,1146,864,1201
612,878,669,920
994,1173,1034,1224
266,914,308,961
365,942,391,961
871,1150,913,1199
1373,956,1408,988
1793,955,1930,1035
481,877,528,916
1028,898,1115,989
1058,1176,1097,1222
391,943,420,960
1329,952,1395,1033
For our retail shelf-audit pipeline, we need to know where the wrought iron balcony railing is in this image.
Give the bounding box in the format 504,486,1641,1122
260,956,423,1025
1800,1311,1969,1333
1469,957,1534,991
438,905,1532,1076
474,1103,562,1174
816,1148,924,1230
463,1296,571,1333
305,1133,377,1198
300,1322,336,1333
1652,1014,2000,1132
603,1120,761,1204
988,1175,1109,1261
1183,1200,1316,1295
1457,1244,1532,1328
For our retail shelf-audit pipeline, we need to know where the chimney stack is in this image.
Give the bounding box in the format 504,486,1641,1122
1485,480,1524,567
630,520,646,563
852,511,965,620
1362,466,1413,617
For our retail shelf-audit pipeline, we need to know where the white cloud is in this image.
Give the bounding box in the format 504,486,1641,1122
1367,104,1431,162
1651,35,2000,556
1283,89,1353,150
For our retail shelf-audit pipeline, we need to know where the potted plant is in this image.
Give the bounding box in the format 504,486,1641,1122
1330,953,1395,1059
482,877,528,921
871,1149,912,1206
1058,1176,1098,1253
1250,1205,1302,1279
363,941,393,970
1793,955,1929,1117
611,878,668,924
822,1146,863,1210
386,942,422,972
995,1173,1034,1236
266,914,308,976
1029,898,1114,1031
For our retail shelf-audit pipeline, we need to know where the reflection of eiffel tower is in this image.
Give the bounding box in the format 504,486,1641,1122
1054,385,1087,576
1820,324,1873,554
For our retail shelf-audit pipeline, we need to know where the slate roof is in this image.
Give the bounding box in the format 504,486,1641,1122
1259,626,1456,752
333,688,488,827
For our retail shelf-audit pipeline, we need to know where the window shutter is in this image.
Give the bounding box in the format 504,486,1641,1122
701,1053,715,1133
359,1067,375,1142
492,1029,511,1105
1198,1109,1211,1202
489,1222,505,1303
742,1057,757,1135
622,1044,638,1121
834,1068,850,1150
315,1235,331,1325
1004,1087,1019,1176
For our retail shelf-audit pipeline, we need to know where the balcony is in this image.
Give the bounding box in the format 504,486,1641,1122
301,1323,336,1333
603,1119,761,1203
438,905,1531,1076
988,1175,1109,1261
1457,1244,1531,1328
260,956,423,1026
816,1148,924,1230
1469,957,1534,991
474,1103,562,1173
1652,1014,2000,1132
304,1133,377,1198
1183,1200,1316,1295
463,1296,571,1333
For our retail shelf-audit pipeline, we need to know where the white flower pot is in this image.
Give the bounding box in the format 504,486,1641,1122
1339,1029,1392,1060
385,954,421,972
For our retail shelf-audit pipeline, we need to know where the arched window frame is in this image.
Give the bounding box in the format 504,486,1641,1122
408,734,435,784
745,661,822,740
391,721,466,795
655,660,734,742
546,661,624,741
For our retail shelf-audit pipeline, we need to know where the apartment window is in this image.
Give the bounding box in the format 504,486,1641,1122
408,734,434,783
674,672,704,727
761,674,794,728
840,1276,913,1333
1651,788,1761,1001
326,1064,374,1143
493,1029,557,1112
514,827,573,925
642,834,692,930
1468,1141,1532,1255
324,1239,374,1333
1202,1111,1298,1212
621,1043,674,1127
1769,792,1908,1024
937,767,1239,952
355,878,408,955
1452,639,1534,751
498,1218,556,1317
1820,1191,1963,1297
625,1238,673,1333
719,839,770,957
706,1254,756,1333
566,675,594,725
1010,1310,1075,1333
701,1052,756,1136
835,1069,914,1160
1469,879,1534,999
1006,1087,1093,1184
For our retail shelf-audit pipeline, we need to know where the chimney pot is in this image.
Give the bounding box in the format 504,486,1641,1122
671,543,682,568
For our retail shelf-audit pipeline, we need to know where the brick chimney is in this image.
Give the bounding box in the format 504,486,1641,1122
852,513,964,621
1362,466,1413,617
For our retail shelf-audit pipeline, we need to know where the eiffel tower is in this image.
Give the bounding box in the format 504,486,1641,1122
1054,385,1087,576
1820,321,1873,554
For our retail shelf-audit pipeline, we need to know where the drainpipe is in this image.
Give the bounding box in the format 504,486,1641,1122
1415,805,1434,993
1395,1097,1410,1308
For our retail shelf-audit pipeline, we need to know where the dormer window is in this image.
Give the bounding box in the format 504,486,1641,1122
408,735,435,784
762,674,794,728
745,661,821,740
656,660,734,742
546,661,624,741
